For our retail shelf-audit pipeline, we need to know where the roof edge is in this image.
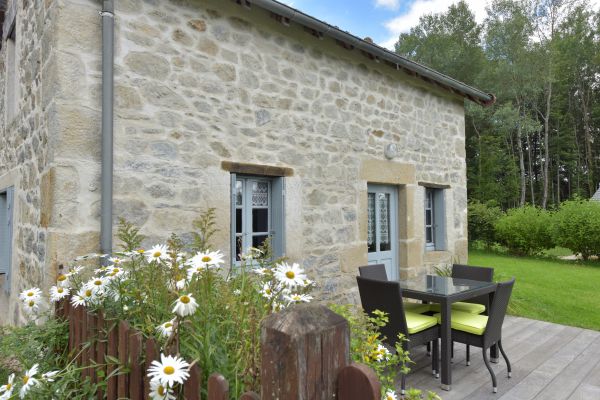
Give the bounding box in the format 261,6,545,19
236,0,496,107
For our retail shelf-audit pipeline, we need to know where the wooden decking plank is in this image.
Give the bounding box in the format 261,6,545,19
533,334,600,400
567,343,600,400
497,328,598,400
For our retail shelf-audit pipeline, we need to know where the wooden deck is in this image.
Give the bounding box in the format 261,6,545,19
403,316,600,399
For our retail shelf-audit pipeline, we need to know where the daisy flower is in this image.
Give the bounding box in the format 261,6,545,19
252,267,268,275
260,283,276,299
186,250,224,270
67,266,84,276
274,263,307,288
146,244,169,263
109,256,124,265
19,288,42,302
19,364,39,399
149,379,176,400
285,293,313,304
175,279,186,290
41,371,59,382
56,273,70,288
22,298,42,315
49,286,70,303
172,294,198,317
106,266,125,279
84,276,109,293
156,319,176,338
147,354,190,387
0,373,14,395
374,344,391,362
383,389,398,400
71,287,95,308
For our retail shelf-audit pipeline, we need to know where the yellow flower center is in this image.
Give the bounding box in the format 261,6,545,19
57,275,67,281
27,292,34,297
180,295,190,304
137,249,145,253
5,383,11,390
113,268,120,273
57,288,64,293
158,385,166,395
85,289,92,297
22,376,29,385
265,288,272,294
202,256,211,262
164,323,173,328
286,271,295,279
163,366,175,375
28,301,35,307
94,280,102,286
153,251,162,258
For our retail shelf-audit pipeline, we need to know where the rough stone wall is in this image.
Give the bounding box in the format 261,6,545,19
1,0,469,317
0,0,65,324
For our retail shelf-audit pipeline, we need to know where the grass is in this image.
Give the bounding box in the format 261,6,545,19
469,249,600,331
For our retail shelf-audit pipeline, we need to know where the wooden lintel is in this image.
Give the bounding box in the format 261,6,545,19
221,161,294,177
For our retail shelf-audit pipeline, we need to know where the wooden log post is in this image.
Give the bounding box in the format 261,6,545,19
260,305,350,400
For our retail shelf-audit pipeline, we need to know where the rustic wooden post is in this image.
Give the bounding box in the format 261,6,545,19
207,373,229,400
337,363,381,400
260,305,350,400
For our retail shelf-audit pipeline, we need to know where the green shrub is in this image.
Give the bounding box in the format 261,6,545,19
494,206,554,256
552,199,600,260
468,200,504,247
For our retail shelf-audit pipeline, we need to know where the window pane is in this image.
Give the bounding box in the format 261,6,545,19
235,235,242,261
252,208,269,232
426,227,433,243
368,193,376,253
251,181,269,207
425,209,432,226
236,209,242,234
379,193,391,252
236,180,243,206
252,235,268,249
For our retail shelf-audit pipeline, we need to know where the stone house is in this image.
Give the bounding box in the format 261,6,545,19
0,0,494,324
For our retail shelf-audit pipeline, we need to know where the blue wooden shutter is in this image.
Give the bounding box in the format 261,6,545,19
230,173,237,267
433,189,446,251
0,187,14,292
271,177,285,258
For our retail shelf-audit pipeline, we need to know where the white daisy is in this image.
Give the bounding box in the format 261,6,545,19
146,244,170,263
149,379,176,400
147,354,190,387
106,266,125,279
285,293,313,304
49,286,70,303
41,371,59,382
186,265,205,281
19,364,39,399
156,319,176,338
23,298,42,315
19,288,42,302
71,287,95,308
172,294,198,317
109,256,124,265
175,279,187,290
186,250,224,270
84,276,109,294
252,267,268,275
67,266,84,276
375,344,391,362
383,389,398,400
274,263,307,288
56,273,71,288
260,283,276,299
0,373,15,395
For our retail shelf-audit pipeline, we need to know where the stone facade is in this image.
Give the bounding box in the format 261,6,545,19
0,0,470,323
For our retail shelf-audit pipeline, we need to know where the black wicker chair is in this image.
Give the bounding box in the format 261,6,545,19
435,278,515,393
358,264,388,280
357,276,440,394
452,263,494,365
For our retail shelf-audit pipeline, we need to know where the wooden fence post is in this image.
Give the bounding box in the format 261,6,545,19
260,305,350,400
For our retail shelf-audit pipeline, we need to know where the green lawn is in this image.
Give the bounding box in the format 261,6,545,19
469,250,600,331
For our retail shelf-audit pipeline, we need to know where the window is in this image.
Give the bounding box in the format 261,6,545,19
231,175,284,263
424,188,446,251
5,22,19,123
0,187,14,292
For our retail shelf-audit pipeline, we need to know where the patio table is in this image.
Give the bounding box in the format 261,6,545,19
398,275,497,391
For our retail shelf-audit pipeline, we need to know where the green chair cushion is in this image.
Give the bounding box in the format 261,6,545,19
433,311,489,336
405,312,438,334
403,302,431,314
429,302,486,315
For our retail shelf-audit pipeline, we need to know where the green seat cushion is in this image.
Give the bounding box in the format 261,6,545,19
429,302,486,315
405,312,438,334
433,311,489,336
403,302,431,314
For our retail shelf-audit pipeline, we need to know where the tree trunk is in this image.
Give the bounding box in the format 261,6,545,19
526,131,535,206
517,122,527,207
542,81,552,209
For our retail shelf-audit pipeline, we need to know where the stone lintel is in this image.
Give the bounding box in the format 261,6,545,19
339,243,368,273
418,182,451,189
359,159,416,185
221,161,294,177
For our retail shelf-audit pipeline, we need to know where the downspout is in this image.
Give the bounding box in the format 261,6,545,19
100,0,114,256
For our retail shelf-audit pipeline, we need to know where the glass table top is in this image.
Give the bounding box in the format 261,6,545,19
398,275,496,296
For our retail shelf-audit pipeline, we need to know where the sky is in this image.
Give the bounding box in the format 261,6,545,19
279,0,600,50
